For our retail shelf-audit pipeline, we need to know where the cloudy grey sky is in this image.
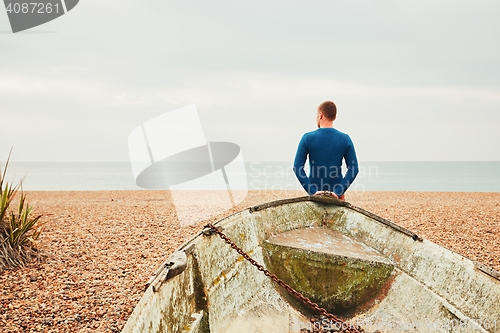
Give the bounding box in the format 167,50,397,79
1,0,499,162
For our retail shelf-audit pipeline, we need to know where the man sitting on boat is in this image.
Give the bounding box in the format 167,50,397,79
293,101,359,200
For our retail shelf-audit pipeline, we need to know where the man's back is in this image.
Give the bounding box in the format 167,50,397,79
293,102,359,197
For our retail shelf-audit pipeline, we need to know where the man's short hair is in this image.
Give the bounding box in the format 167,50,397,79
318,101,337,120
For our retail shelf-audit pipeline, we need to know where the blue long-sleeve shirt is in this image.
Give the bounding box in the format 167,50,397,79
293,128,359,196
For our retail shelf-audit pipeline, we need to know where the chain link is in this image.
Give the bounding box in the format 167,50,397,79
204,223,366,333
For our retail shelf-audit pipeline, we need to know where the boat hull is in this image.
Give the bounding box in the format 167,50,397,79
122,196,500,333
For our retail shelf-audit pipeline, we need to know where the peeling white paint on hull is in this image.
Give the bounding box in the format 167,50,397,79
122,196,500,333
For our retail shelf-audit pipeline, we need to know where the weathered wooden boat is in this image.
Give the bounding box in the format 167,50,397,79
122,196,500,333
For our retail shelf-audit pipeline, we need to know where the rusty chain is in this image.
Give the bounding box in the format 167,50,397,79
204,223,366,333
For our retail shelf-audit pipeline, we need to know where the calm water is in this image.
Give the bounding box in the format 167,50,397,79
1,161,499,192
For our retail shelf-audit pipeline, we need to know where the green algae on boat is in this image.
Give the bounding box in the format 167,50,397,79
263,227,395,315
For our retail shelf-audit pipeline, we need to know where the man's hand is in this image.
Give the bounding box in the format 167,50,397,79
313,190,339,199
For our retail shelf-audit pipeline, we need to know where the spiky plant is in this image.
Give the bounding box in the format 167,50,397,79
1,152,44,271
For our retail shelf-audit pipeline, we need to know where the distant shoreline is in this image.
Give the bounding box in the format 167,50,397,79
4,161,500,192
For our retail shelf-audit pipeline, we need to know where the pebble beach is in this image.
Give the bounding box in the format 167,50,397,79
1,190,499,332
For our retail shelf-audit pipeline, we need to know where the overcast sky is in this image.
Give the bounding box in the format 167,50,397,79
1,0,499,163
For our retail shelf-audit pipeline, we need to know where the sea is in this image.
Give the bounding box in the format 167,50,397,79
1,161,500,192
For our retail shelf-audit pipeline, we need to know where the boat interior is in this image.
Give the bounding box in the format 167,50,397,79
122,196,500,333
